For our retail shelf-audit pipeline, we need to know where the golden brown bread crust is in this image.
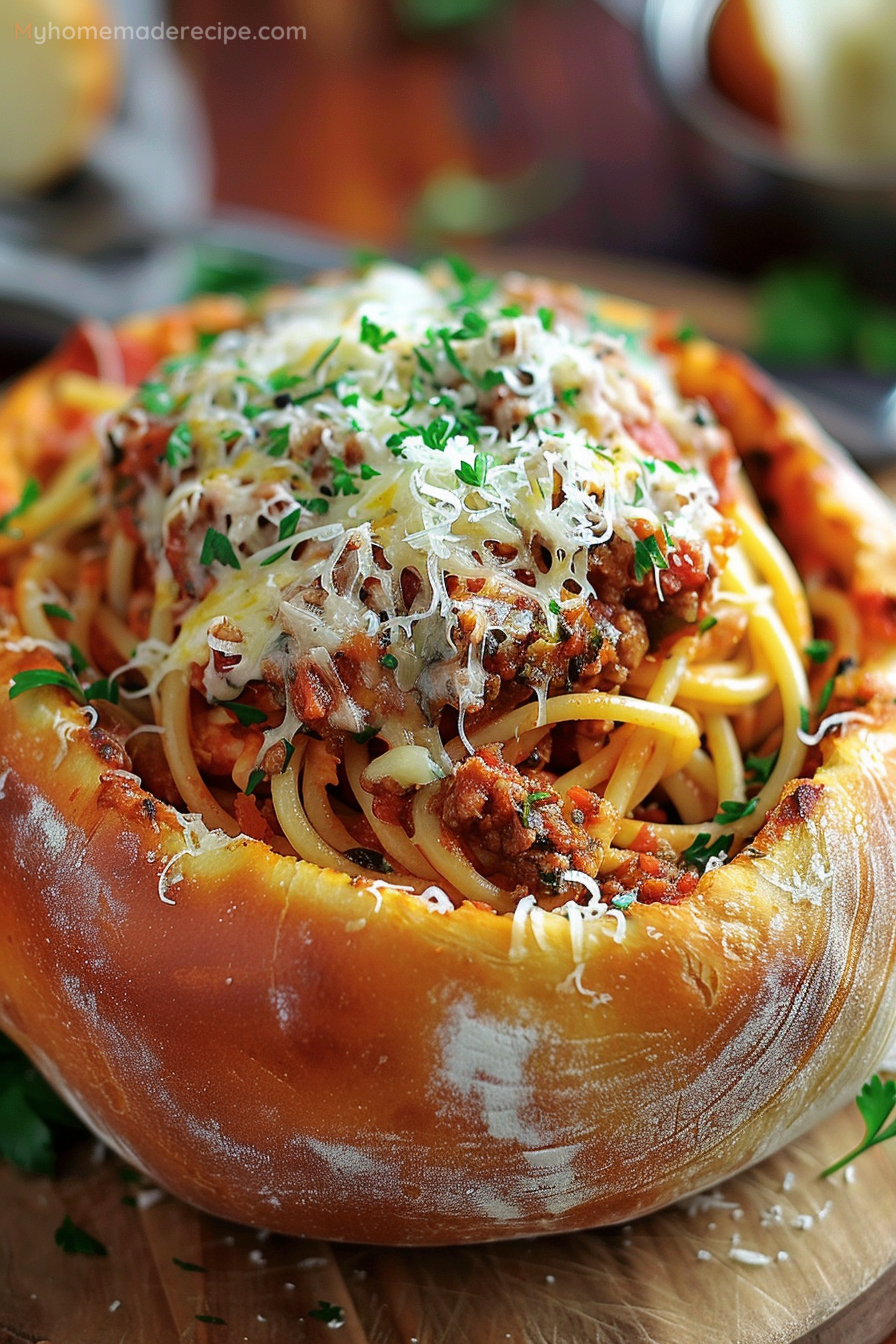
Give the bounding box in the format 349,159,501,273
2,293,896,1244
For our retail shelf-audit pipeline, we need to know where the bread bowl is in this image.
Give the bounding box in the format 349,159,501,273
1,261,896,1246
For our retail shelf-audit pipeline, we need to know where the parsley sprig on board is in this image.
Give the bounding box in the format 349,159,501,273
0,1033,85,1174
821,1075,896,1178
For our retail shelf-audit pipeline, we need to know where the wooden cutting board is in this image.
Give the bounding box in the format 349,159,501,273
3,1095,896,1344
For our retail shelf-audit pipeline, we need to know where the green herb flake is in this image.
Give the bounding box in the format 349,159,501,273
55,1215,107,1258
745,750,779,785
310,335,342,377
213,699,268,728
697,615,718,634
9,667,83,702
265,425,292,459
139,381,175,416
309,1302,345,1326
341,391,360,408
259,547,289,568
281,739,296,770
352,725,380,745
537,306,555,331
380,653,398,670
800,705,811,734
200,527,241,571
805,638,835,664
499,304,523,318
439,328,468,380
633,535,669,583
173,1257,208,1273
632,479,645,506
821,1074,896,1178
244,768,266,796
521,791,552,827
42,603,73,623
195,1315,227,1326
454,310,488,339
714,797,757,824
676,322,698,343
560,387,580,407
360,316,396,353
817,676,835,716
455,454,493,489
681,832,733,871
0,478,40,536
480,369,506,390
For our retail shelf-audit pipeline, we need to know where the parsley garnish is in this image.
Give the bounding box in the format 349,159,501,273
521,791,551,827
380,653,398,670
421,418,452,452
309,335,341,377
538,306,555,331
195,1316,227,1326
268,368,301,392
341,391,360,408
817,675,835,716
455,454,493,489
676,321,698,342
55,1215,107,1257
297,496,329,517
260,547,289,568
352,725,380,744
439,328,468,380
454,310,488,339
165,423,192,468
560,387,580,407
481,369,506,390
173,1257,208,1273
0,478,40,535
330,458,380,496
360,316,396,352
8,648,121,707
213,699,268,727
281,740,296,770
278,509,303,541
244,768,265,796
632,479,645,506
200,527,240,570
800,705,811,733
0,1033,84,1172
499,304,523,318
139,381,175,416
745,750,778,784
805,639,834,664
714,797,757,824
67,643,88,675
697,615,717,634
682,832,733,870
821,1074,896,1178
42,603,72,623
266,425,292,458
309,1302,345,1326
633,535,669,583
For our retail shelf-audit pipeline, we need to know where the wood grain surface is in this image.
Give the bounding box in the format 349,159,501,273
3,1093,896,1344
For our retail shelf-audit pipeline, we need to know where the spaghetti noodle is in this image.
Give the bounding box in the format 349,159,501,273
3,260,838,917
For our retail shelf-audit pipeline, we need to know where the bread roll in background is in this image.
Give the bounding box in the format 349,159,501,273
0,0,120,191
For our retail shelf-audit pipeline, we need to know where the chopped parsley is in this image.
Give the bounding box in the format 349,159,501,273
266,425,292,458
281,739,296,770
330,458,380,496
165,423,192,468
352,725,380,744
499,304,523,318
817,675,835,716
380,653,398,669
309,1302,345,1326
0,478,40,535
359,316,396,352
244,768,266,796
309,335,342,376
800,705,811,734
195,1315,227,1326
173,1257,208,1273
9,667,118,706
560,387,580,407
55,1215,107,1257
421,417,453,452
439,328,468,380
521,791,552,827
745,750,778,785
633,534,669,583
697,615,718,634
805,638,834,664
455,454,493,489
200,527,241,570
481,369,506,390
714,798,757,824
821,1074,896,1178
0,1032,84,1173
454,310,488,339
537,306,555,331
278,508,303,541
42,603,72,622
139,381,175,416
681,832,733,870
213,699,268,727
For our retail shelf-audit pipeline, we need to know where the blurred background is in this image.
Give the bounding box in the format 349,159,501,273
3,0,896,459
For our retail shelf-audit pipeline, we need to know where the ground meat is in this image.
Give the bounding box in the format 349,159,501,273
439,746,602,903
599,850,699,905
